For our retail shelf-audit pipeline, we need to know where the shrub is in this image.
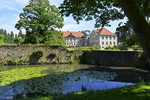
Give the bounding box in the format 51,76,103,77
7,59,18,65
33,50,43,58
49,52,56,58
68,60,79,64
117,43,128,50
105,46,119,51
77,46,101,51
131,45,140,50
18,60,28,65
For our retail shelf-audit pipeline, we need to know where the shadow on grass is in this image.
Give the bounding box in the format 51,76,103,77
16,83,150,100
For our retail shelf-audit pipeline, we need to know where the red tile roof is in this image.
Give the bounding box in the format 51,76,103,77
93,28,116,36
61,31,84,37
62,31,70,37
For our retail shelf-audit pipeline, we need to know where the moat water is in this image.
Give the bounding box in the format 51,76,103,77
0,64,141,99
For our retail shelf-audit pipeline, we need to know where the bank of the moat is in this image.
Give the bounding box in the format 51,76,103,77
0,45,142,66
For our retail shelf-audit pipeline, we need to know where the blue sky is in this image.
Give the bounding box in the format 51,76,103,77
0,0,127,34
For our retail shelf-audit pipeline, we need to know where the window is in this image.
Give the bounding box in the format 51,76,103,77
102,36,104,39
102,41,104,45
110,37,111,40
106,42,108,45
114,42,115,45
106,36,108,39
110,42,112,45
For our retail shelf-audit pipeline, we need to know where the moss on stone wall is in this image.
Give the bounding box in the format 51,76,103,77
0,45,141,66
0,45,83,65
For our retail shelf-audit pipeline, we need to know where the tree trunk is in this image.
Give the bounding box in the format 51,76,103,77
118,0,150,64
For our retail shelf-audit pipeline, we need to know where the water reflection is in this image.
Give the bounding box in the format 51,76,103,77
0,64,135,100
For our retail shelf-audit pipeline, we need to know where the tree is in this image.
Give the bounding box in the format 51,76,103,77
15,0,65,46
0,29,15,44
81,30,91,36
18,30,23,37
116,21,140,47
59,0,150,63
0,35,4,44
14,30,25,44
9,31,15,44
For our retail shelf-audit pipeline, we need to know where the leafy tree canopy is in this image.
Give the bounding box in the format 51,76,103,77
59,0,125,27
59,0,150,64
0,29,15,44
59,0,150,27
15,0,64,45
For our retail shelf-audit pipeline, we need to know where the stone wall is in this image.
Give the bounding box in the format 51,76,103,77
81,51,141,67
0,45,83,65
0,45,141,66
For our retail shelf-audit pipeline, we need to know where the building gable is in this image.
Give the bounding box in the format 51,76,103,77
93,28,116,36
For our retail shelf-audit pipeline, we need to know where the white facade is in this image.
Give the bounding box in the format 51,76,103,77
62,28,117,48
62,31,84,47
89,35,118,49
64,37,84,47
89,28,118,49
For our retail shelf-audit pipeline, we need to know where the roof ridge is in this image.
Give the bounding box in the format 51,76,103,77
92,28,116,36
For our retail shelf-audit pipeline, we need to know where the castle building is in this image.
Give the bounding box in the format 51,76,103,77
89,28,118,49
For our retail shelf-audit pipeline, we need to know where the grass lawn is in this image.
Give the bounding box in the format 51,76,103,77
15,82,150,100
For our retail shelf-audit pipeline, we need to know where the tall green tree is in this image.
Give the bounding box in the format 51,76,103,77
15,0,64,45
59,0,150,63
14,30,25,44
18,30,23,37
0,29,15,44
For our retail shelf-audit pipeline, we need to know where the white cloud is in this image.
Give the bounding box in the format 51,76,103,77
15,0,29,5
50,0,63,7
0,14,19,33
0,5,21,12
61,24,83,31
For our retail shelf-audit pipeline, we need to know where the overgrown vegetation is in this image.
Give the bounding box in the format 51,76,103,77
67,45,141,51
49,52,56,58
68,59,80,64
78,46,101,51
0,67,47,86
0,35,4,44
7,59,28,65
67,46,101,51
0,29,15,44
105,46,120,51
117,43,128,50
7,59,19,65
32,50,44,58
